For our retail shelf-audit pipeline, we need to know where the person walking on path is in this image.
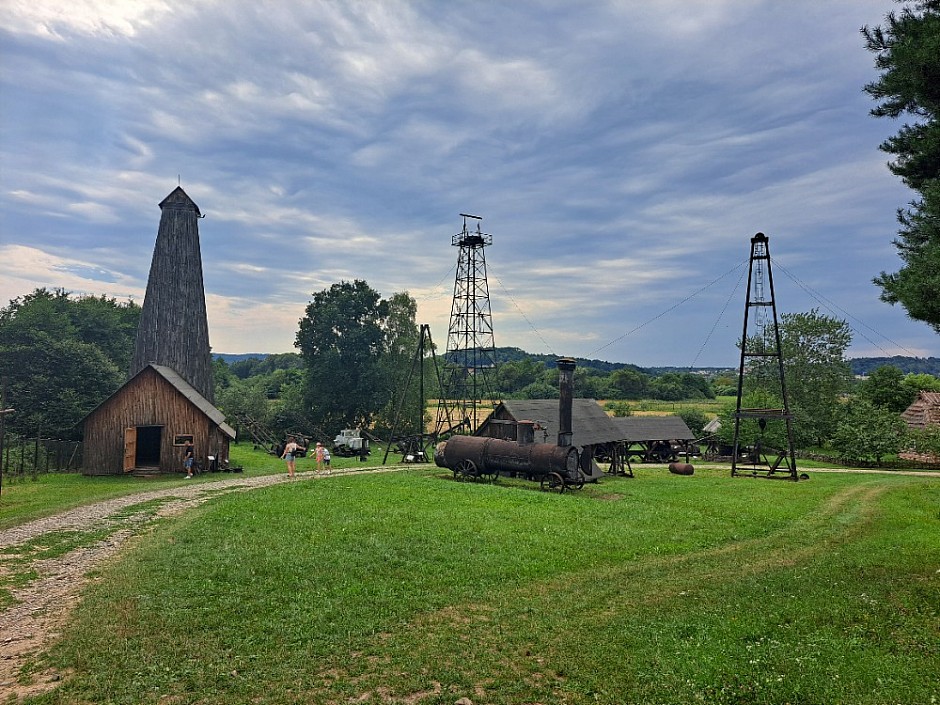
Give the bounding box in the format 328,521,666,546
281,436,303,478
315,442,326,473
322,445,331,474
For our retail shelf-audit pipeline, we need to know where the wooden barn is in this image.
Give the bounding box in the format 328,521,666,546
476,398,627,480
82,364,235,475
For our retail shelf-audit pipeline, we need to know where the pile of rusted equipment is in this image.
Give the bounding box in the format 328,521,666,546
434,358,587,492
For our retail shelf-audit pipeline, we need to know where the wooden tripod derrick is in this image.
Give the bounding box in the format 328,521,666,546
130,187,215,403
731,233,799,480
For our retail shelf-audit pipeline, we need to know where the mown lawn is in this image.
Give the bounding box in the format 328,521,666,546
20,465,938,704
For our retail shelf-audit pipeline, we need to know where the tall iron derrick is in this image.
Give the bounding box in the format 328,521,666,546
730,232,799,480
436,214,497,435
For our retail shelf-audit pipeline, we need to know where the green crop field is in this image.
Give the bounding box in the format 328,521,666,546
15,463,938,705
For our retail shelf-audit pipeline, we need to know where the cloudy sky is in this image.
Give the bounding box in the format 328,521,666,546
1,0,936,368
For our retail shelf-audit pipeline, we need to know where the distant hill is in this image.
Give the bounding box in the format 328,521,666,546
848,356,940,376
215,350,939,377
213,352,270,364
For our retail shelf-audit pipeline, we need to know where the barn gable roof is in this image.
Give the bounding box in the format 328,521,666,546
149,364,235,438
901,391,940,429
480,398,625,447
83,363,235,438
611,416,695,442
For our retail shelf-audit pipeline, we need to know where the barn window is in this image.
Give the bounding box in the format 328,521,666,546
174,434,194,446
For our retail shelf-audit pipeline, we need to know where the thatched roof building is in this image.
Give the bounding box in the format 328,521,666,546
901,391,940,429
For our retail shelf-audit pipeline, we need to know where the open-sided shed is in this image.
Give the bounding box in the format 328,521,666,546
82,364,235,475
611,416,696,462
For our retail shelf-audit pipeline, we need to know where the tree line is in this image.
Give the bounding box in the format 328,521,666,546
2,285,938,467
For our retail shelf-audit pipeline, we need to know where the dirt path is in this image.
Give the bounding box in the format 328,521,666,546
0,467,399,701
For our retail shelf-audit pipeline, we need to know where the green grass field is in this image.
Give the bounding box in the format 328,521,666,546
16,463,939,705
0,444,390,531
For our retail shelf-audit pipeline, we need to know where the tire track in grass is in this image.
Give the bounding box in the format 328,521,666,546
312,483,890,704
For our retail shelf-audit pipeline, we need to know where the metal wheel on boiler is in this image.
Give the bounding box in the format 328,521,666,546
454,458,476,480
541,471,566,493
481,466,499,483
567,468,585,491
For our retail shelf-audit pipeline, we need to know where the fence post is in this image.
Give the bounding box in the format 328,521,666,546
0,377,7,496
33,428,40,481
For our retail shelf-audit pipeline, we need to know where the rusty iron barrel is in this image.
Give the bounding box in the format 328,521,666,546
435,435,578,477
668,462,694,476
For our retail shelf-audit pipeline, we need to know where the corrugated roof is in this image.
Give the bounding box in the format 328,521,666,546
483,399,626,446
611,416,695,442
150,364,236,438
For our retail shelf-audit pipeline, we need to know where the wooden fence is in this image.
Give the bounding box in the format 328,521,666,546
0,435,83,481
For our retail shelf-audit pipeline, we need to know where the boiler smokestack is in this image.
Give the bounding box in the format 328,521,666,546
557,357,576,447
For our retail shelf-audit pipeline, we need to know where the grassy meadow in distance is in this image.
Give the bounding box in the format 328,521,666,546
19,464,939,705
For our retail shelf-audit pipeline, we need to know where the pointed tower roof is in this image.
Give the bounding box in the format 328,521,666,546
130,186,215,402
159,186,201,216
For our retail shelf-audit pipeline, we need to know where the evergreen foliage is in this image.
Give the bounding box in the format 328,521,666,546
863,1,940,332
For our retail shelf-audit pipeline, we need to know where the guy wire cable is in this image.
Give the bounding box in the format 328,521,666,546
774,261,917,357
491,270,558,357
689,263,749,369
590,258,750,358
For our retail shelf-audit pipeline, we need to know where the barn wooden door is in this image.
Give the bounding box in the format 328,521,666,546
123,427,137,473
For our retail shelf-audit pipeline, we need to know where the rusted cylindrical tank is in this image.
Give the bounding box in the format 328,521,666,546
435,435,579,477
668,462,694,476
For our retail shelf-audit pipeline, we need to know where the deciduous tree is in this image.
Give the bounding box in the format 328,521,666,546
0,288,140,438
295,280,419,434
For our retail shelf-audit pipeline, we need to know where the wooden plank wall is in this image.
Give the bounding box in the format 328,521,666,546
83,367,230,475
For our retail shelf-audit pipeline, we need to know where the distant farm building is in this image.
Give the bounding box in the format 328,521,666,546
901,391,940,430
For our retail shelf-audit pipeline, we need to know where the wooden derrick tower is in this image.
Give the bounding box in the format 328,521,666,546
129,186,214,403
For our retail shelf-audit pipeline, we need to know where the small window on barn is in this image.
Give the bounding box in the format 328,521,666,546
174,434,194,446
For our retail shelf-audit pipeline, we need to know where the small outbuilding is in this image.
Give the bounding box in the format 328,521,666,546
82,364,235,475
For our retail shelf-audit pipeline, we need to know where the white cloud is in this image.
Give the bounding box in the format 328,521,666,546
0,0,173,39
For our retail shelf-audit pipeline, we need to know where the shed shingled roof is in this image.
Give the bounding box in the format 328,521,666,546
479,399,626,447
149,364,235,438
81,364,235,439
611,416,695,442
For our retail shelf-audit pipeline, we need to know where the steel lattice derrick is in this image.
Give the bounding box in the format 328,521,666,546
731,232,800,481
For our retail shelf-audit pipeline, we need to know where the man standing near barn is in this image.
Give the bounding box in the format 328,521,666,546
183,439,195,478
